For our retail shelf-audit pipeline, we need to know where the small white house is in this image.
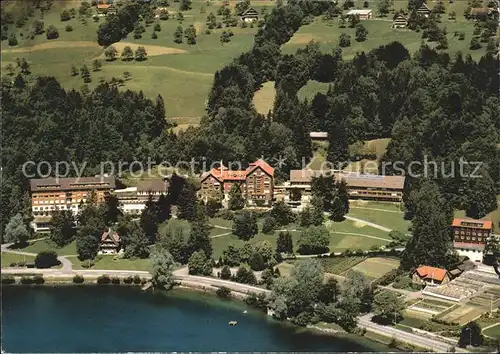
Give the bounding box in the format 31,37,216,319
346,9,373,20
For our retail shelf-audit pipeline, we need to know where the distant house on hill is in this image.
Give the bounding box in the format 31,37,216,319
392,14,408,28
346,9,373,20
309,132,328,141
99,228,121,254
412,266,451,286
416,3,432,17
97,4,117,15
240,7,259,22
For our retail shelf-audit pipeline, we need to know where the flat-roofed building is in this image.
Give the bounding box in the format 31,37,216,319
452,218,493,262
346,9,373,20
115,179,168,215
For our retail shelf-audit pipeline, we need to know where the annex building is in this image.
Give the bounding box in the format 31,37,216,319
452,218,493,262
115,179,169,215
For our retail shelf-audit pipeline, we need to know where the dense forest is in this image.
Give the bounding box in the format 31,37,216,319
1,0,499,234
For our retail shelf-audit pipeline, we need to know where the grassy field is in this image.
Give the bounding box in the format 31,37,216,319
1,1,267,120
70,254,152,271
348,257,400,280
297,80,330,101
319,256,367,274
253,81,276,115
454,195,500,233
1,252,36,267
483,323,500,339
347,206,410,233
282,1,489,60
18,239,77,256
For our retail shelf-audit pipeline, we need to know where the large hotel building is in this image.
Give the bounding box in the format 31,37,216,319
30,176,115,232
452,218,493,262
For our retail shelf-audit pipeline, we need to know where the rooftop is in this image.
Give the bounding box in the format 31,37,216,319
30,176,116,192
452,218,492,230
201,159,274,182
346,9,373,15
415,266,448,282
137,179,168,193
288,170,405,189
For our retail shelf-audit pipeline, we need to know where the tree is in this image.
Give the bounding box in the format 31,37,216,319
235,265,257,284
4,213,30,245
46,25,59,39
123,71,132,81
76,224,101,261
60,10,71,21
80,64,91,83
205,197,222,217
377,0,391,16
206,12,217,29
65,25,74,32
327,120,350,167
177,180,198,221
124,223,150,259
184,25,197,45
310,196,325,226
188,250,212,275
262,216,277,234
104,46,118,61
220,30,231,44
348,14,360,28
4,63,15,76
121,46,134,61
276,231,294,254
355,24,368,42
33,20,45,35
173,25,183,43
102,194,121,225
458,321,484,348
486,38,499,54
297,226,329,255
220,264,232,279
187,219,213,258
159,9,169,20
222,245,241,266
140,195,159,244
19,58,30,74
470,37,482,50
232,211,258,240
270,201,295,226
249,252,266,271
8,33,18,46
176,12,184,21
135,46,148,61
343,270,369,299
51,210,75,247
154,23,161,32
465,170,498,219
180,0,192,11
228,184,245,210
92,59,102,72
372,291,405,324
338,32,350,47
318,277,340,304
150,249,176,290
438,34,448,49
235,0,250,14
34,251,59,268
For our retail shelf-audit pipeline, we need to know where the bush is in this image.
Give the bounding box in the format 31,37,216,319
97,275,111,285
216,286,231,298
220,265,232,280
244,292,268,309
123,276,133,284
1,275,16,284
33,275,45,284
217,209,234,220
235,266,257,285
20,276,33,284
65,25,73,32
261,216,277,234
46,25,59,40
34,250,59,268
73,275,84,284
111,277,120,285
133,275,142,284
81,260,94,268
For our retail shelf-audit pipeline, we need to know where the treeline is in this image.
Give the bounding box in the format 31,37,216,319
0,76,167,227
97,2,145,46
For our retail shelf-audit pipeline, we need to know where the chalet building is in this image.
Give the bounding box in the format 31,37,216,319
96,4,117,15
99,228,121,255
309,132,328,141
30,176,115,232
240,7,259,22
199,159,274,207
346,9,373,20
452,218,492,262
392,14,408,28
412,266,451,286
416,3,432,17
283,170,405,209
115,179,168,215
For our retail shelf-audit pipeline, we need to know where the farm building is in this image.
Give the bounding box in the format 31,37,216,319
309,132,328,141
240,8,259,22
96,4,117,15
412,266,451,286
416,3,432,17
346,9,373,20
392,14,408,29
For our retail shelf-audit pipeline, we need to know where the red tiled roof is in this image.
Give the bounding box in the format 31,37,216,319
452,218,492,230
415,266,448,282
97,4,111,9
246,159,274,176
200,160,273,183
101,229,120,245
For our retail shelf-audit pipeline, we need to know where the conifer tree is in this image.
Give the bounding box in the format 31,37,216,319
228,183,245,210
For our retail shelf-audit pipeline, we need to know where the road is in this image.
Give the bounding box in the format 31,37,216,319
1,242,73,272
358,314,463,352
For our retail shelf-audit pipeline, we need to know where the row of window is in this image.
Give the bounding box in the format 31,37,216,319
33,205,78,211
456,235,484,242
33,199,86,205
454,230,487,237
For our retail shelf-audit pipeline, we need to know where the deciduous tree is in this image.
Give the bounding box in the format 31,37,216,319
232,211,258,240
4,213,30,245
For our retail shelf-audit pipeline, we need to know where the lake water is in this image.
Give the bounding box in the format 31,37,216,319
2,286,390,352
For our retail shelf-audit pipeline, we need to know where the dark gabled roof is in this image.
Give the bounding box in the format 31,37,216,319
30,176,115,192
137,179,168,193
241,7,259,16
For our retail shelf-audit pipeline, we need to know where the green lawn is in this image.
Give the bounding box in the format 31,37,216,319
1,1,264,119
483,324,500,339
297,80,330,102
1,252,35,267
282,1,488,60
17,239,77,256
70,254,152,271
347,207,411,233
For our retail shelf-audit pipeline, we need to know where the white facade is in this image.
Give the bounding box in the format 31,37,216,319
455,247,484,263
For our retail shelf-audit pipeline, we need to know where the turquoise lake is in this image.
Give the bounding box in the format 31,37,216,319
2,286,390,352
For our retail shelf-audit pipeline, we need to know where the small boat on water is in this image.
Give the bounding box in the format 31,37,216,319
243,310,247,314
228,321,238,326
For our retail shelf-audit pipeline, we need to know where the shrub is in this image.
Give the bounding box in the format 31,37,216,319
217,209,234,220
111,277,120,285
220,265,232,280
20,276,33,284
65,25,73,32
97,275,111,285
34,251,59,268
235,266,257,285
73,275,84,284
33,275,45,284
46,25,59,40
123,276,133,284
1,275,16,284
133,275,142,284
81,260,94,268
261,216,277,234
216,286,231,298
